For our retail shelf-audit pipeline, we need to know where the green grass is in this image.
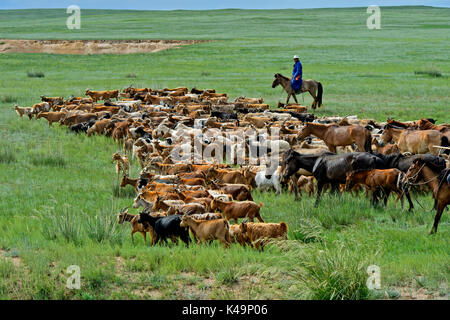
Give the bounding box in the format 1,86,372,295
0,7,449,300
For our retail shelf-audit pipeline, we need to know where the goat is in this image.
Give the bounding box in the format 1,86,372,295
210,199,264,224
180,215,232,247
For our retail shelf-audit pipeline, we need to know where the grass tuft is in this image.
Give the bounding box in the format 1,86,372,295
112,182,136,198
299,241,378,300
27,71,45,78
216,267,239,286
0,145,16,163
85,210,123,245
30,153,66,167
40,205,84,245
414,70,442,77
1,95,18,103
292,218,324,243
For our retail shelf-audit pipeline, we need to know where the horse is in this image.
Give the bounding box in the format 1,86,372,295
271,73,323,109
282,150,385,206
345,169,413,211
380,124,449,155
280,149,332,199
297,122,372,153
403,158,449,234
417,119,450,143
373,152,447,173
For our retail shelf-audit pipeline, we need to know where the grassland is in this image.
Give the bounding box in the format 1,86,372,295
0,7,449,299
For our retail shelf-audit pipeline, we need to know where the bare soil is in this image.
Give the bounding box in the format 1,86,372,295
0,39,206,55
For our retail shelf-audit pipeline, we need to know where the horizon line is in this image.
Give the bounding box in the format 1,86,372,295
1,5,449,11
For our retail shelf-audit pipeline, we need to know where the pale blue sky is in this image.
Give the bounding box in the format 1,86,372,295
1,0,449,10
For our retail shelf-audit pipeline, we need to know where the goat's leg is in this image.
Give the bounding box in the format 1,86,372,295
256,212,264,223
181,234,190,247
220,238,230,248
131,231,135,244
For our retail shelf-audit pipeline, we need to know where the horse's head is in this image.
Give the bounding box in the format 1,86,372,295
272,73,282,88
297,123,312,141
345,171,357,191
403,159,424,184
280,151,298,183
380,124,393,144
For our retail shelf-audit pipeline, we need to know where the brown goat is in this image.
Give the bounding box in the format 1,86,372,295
210,199,264,224
180,216,232,247
239,222,288,250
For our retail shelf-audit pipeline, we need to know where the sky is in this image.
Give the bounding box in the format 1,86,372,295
1,0,449,10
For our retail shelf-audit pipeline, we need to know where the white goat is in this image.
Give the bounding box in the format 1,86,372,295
255,166,282,194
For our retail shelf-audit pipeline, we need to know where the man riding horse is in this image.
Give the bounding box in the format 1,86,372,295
272,56,323,109
291,55,302,94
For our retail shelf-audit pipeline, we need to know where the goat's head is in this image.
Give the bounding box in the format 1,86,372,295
117,207,129,224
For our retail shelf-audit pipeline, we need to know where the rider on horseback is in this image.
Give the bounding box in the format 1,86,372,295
291,55,302,94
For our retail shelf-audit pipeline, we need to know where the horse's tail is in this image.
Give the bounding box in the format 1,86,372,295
441,136,450,155
364,131,372,153
317,82,323,107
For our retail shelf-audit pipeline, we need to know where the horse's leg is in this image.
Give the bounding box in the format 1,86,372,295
383,189,390,207
430,202,445,234
355,138,365,152
309,89,317,110
291,176,300,201
404,188,414,212
326,144,337,153
331,183,340,197
314,181,324,208
371,188,380,207
286,93,291,104
293,93,298,104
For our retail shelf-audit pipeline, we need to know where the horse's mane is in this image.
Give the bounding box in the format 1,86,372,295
414,156,447,173
276,73,290,81
372,152,403,164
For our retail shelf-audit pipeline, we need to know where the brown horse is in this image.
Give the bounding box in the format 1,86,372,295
297,122,372,153
417,118,450,132
345,169,413,211
417,119,450,147
403,158,449,234
272,73,323,109
380,124,448,155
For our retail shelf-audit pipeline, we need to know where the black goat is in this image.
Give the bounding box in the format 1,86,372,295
138,213,190,246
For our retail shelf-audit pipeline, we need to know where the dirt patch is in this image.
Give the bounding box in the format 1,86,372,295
394,286,448,300
0,39,206,55
0,249,22,268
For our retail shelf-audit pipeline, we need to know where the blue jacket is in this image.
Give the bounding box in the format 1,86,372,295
291,60,302,91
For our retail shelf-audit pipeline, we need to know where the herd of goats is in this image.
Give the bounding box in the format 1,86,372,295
13,86,450,248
